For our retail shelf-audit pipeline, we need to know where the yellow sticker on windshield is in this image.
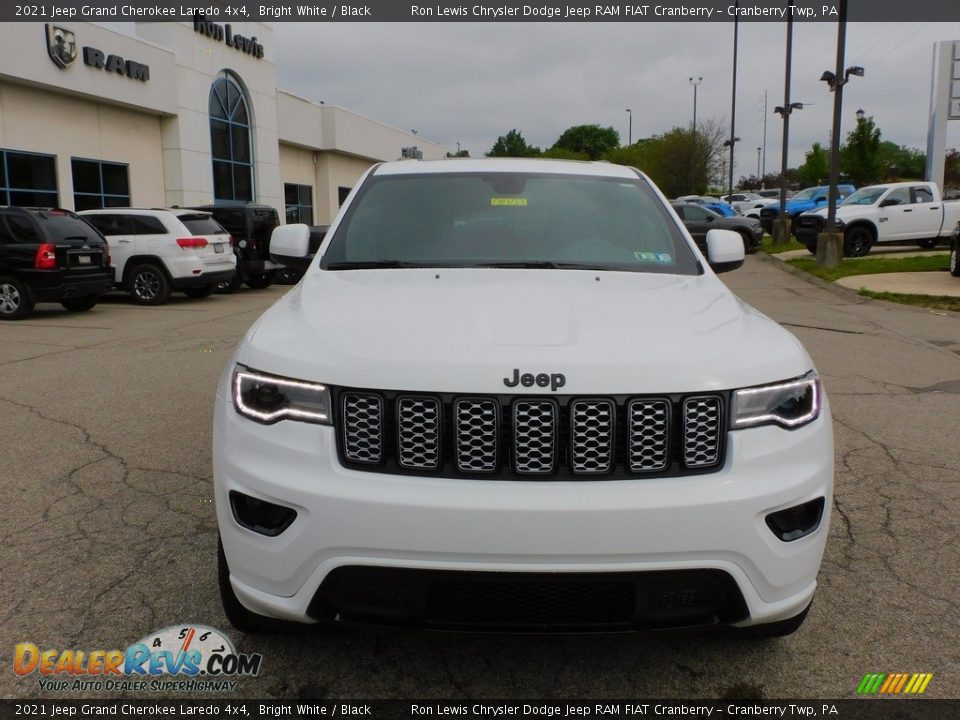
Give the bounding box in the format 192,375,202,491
491,198,528,206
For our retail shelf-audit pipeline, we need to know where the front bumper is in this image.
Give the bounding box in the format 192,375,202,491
213,391,833,630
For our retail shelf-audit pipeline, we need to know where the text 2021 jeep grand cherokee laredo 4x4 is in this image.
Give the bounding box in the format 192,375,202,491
214,159,833,636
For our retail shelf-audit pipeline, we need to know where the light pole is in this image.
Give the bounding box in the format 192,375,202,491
723,137,740,192
728,3,740,196
625,108,632,146
772,1,796,246
689,77,702,131
817,0,863,267
756,147,762,182
688,77,702,193
856,108,865,121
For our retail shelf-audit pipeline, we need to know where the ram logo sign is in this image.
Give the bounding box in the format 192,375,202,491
46,25,77,68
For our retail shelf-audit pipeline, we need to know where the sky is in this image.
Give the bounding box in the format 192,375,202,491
272,21,960,181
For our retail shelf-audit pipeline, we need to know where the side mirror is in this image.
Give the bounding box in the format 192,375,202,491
269,223,312,270
814,196,827,204
705,215,715,222
705,229,745,274
879,197,899,208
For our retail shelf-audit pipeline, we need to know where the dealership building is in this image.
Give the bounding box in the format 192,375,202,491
0,20,444,224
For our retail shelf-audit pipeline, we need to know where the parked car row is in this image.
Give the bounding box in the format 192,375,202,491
0,203,326,320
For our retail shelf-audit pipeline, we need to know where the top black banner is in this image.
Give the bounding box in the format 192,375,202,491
4,0,960,23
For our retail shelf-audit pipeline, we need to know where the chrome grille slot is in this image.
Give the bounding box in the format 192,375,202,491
396,397,441,470
682,396,723,469
341,393,384,465
455,399,499,473
513,400,558,475
570,400,614,474
627,399,671,472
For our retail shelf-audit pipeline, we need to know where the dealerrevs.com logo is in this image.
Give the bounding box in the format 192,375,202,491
14,625,262,693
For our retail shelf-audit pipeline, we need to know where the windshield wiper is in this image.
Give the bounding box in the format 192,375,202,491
324,260,425,270
473,261,619,270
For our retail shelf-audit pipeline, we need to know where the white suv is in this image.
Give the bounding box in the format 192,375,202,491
79,208,236,305
214,159,833,637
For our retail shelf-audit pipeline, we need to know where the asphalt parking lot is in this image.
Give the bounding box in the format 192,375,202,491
2,260,959,700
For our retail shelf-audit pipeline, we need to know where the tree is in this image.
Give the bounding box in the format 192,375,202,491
551,124,620,160
796,142,830,187
446,149,470,158
945,148,960,186
487,130,540,158
840,115,883,186
605,118,727,198
539,147,589,160
876,141,925,180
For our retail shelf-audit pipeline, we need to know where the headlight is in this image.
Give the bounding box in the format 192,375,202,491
232,365,331,425
731,371,821,430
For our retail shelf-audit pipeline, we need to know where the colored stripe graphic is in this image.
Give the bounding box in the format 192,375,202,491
857,673,933,694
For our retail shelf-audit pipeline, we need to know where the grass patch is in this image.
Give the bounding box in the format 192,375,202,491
858,289,960,313
761,235,806,254
786,254,949,283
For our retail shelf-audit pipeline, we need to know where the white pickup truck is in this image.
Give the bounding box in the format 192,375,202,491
793,181,960,257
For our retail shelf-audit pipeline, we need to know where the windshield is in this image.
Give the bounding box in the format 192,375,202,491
841,187,886,206
791,188,818,201
321,172,700,275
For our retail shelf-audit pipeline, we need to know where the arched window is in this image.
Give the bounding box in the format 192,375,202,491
209,73,253,202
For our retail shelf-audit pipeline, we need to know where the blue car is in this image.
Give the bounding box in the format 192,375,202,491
758,184,856,233
676,195,738,217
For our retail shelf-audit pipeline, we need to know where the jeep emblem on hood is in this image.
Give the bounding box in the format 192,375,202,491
503,369,566,392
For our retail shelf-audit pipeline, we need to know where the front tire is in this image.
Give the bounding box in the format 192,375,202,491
804,243,817,255
739,231,759,255
0,276,35,320
60,295,99,312
127,263,171,306
843,226,874,257
950,243,960,277
218,538,277,634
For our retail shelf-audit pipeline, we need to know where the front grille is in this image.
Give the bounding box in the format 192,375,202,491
627,399,670,472
682,396,723,468
341,394,384,464
396,397,441,470
513,400,558,474
337,389,727,480
570,400,614,474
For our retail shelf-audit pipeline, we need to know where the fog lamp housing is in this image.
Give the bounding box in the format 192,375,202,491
229,491,297,537
765,497,825,542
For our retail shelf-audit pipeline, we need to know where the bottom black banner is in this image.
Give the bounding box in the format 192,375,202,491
1,700,958,720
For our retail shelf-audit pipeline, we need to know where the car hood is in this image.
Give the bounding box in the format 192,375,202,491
239,269,813,394
803,205,863,219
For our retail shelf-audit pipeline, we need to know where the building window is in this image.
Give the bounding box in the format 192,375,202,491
338,186,352,207
209,73,254,203
0,149,58,207
71,159,130,211
284,183,313,224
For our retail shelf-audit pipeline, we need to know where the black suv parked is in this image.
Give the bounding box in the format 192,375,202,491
0,207,113,320
186,204,280,292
